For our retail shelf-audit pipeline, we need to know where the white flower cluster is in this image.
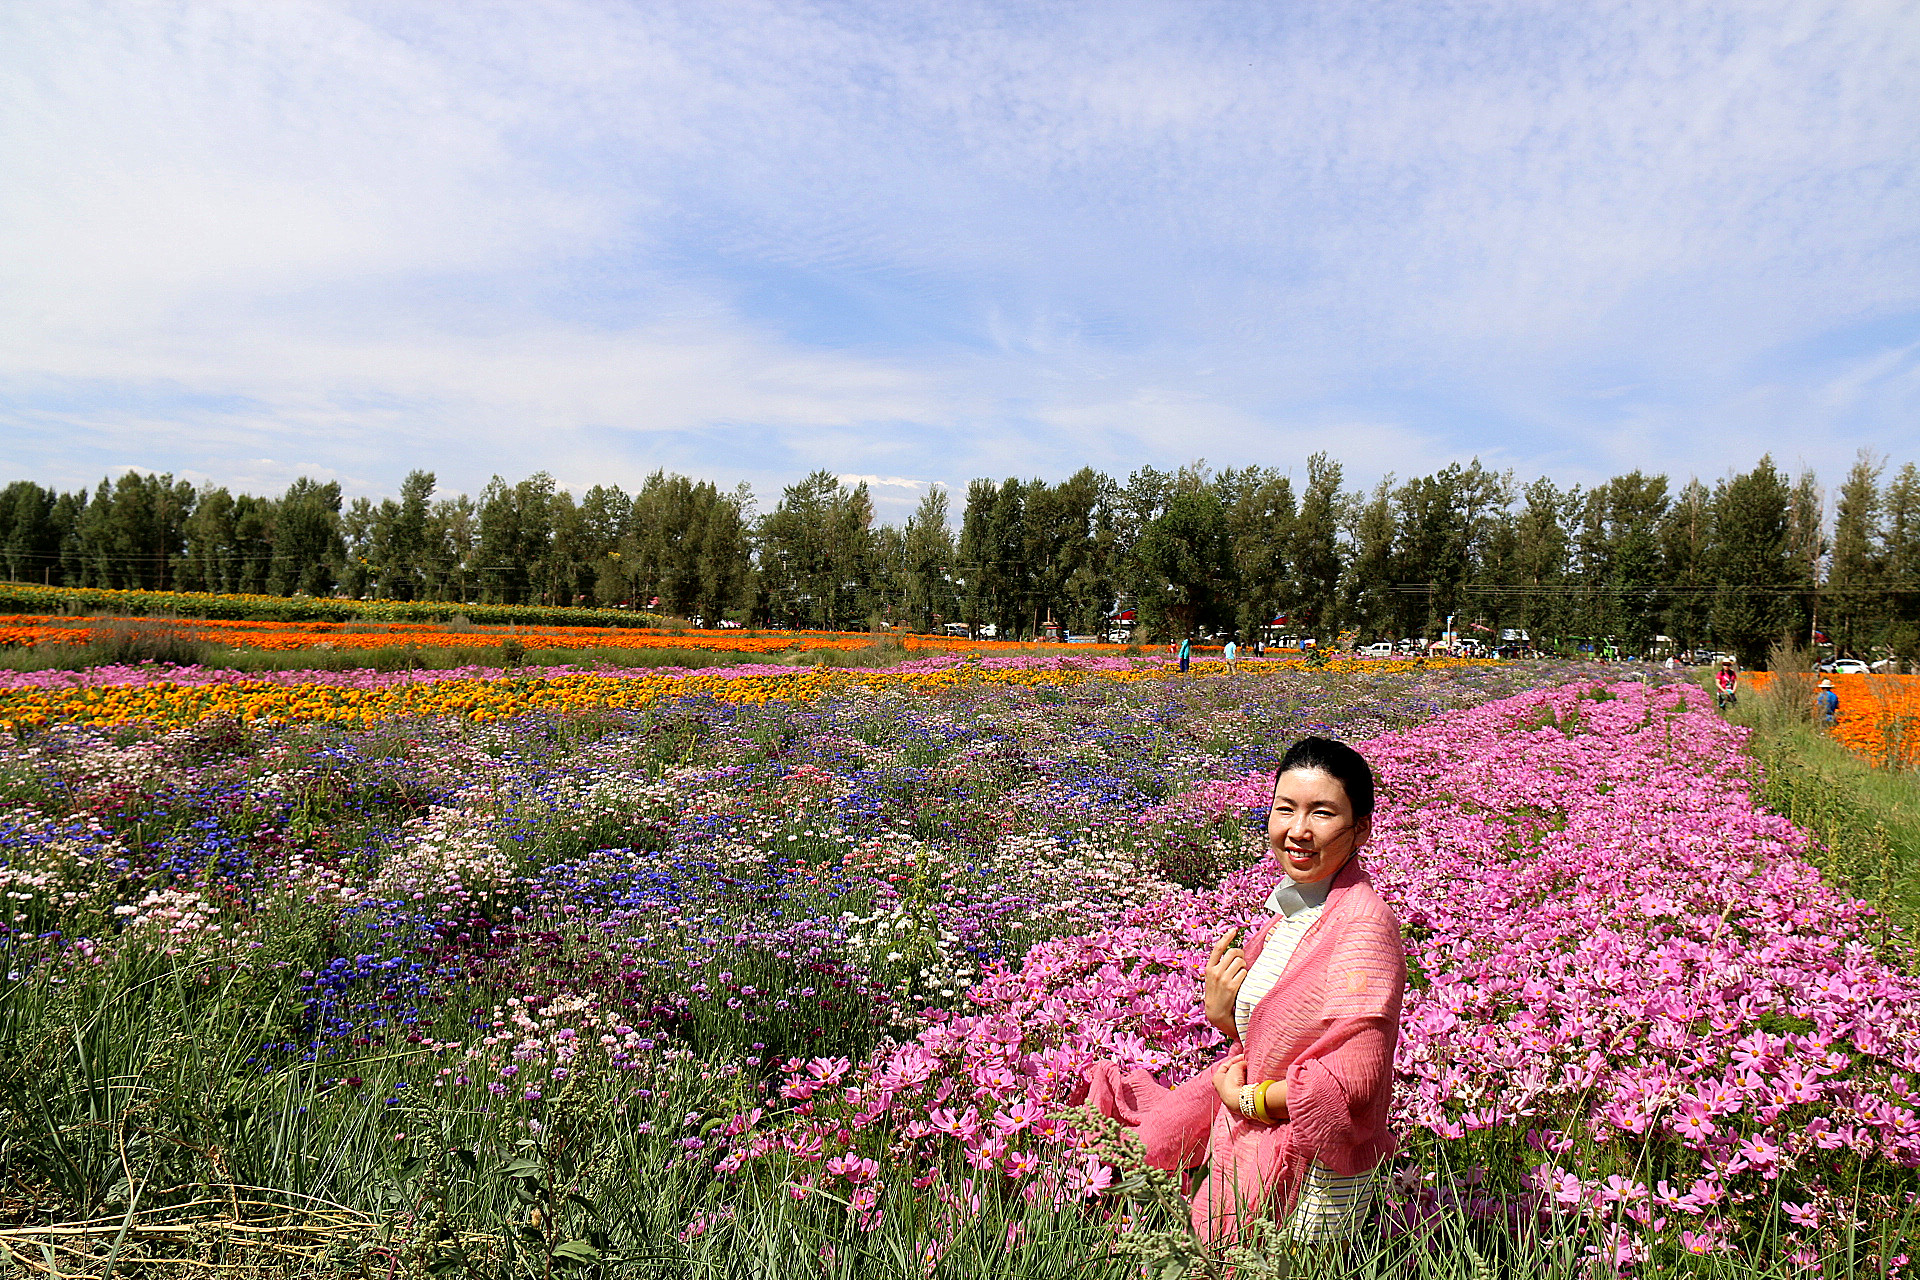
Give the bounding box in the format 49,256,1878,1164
838,901,977,1023
371,788,521,903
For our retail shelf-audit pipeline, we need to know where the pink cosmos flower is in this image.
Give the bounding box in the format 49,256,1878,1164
991,1100,1043,1134
1670,1101,1716,1142
928,1105,981,1142
825,1154,879,1183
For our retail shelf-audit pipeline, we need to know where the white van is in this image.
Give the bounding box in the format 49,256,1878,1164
1360,642,1394,658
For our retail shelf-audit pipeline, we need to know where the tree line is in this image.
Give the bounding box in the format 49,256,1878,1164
0,452,1913,665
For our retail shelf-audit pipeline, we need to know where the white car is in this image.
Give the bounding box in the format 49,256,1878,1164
1359,642,1394,658
1824,659,1870,675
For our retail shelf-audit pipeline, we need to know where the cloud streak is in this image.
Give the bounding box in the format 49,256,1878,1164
1,0,1916,503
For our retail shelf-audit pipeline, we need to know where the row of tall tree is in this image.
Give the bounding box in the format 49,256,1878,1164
3,453,1916,664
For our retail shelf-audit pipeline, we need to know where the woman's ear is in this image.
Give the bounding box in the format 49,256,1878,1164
1352,816,1373,851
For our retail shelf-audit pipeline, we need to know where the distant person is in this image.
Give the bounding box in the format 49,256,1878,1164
1817,678,1839,727
1254,637,1265,658
1715,661,1738,711
1179,636,1192,674
1224,638,1239,675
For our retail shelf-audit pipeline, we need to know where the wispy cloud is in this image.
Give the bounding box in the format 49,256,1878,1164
2,0,1915,503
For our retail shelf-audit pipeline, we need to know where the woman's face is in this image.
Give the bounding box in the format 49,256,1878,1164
1267,767,1370,886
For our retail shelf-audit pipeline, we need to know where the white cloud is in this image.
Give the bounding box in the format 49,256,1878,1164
1,0,1916,504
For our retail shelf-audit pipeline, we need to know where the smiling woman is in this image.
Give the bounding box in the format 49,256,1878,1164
1080,736,1406,1245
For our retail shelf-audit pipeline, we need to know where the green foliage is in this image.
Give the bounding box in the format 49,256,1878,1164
1741,718,1920,970
0,580,679,629
1710,458,1805,669
10,446,1920,659
759,471,880,630
1133,483,1238,640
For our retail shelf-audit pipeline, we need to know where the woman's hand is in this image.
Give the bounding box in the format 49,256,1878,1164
1212,1051,1247,1111
1203,926,1247,1041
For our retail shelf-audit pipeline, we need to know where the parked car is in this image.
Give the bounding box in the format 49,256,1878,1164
1822,658,1871,675
1359,642,1394,658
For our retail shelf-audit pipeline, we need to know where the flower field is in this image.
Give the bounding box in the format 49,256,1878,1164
1747,671,1920,768
0,581,682,629
1,659,1915,1276
0,653,1472,732
0,613,1153,658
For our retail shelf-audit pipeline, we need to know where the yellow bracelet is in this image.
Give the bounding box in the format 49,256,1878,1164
1253,1079,1272,1123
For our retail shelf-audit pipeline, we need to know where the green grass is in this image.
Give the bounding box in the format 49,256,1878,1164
6,916,1914,1278
1721,681,1920,971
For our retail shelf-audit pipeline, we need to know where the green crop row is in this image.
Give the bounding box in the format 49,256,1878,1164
0,580,679,629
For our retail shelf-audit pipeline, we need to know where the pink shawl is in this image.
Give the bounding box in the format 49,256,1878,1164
1078,856,1406,1241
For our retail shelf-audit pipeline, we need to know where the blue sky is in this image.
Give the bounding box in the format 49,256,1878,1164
3,1,1916,520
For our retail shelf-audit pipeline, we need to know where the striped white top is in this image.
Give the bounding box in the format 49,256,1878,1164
1236,875,1377,1242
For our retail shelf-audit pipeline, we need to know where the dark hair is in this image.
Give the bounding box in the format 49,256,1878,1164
1274,736,1375,819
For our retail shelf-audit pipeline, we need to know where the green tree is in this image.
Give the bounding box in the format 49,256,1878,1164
758,471,874,628
1708,457,1800,667
1659,480,1713,653
340,497,377,598
0,481,60,584
1341,477,1396,639
1573,472,1669,654
474,473,555,604
1881,464,1920,663
1826,452,1882,657
72,471,196,590
902,487,958,632
1217,465,1294,641
1508,477,1575,649
270,478,344,596
1132,484,1237,640
1290,453,1343,641
369,470,436,600
957,479,1031,636
425,495,478,602
1388,461,1509,641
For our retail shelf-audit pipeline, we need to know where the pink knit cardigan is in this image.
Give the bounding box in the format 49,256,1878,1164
1078,856,1406,1241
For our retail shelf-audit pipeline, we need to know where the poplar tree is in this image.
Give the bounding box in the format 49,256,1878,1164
901,486,958,631
1132,482,1236,639
1217,465,1294,640
270,478,344,597
1289,454,1343,641
1708,457,1799,667
1512,477,1575,649
1659,480,1713,652
1341,477,1396,638
0,481,59,584
1881,463,1920,662
1827,452,1883,656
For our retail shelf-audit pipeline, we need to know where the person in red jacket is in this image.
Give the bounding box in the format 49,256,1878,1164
1082,737,1406,1245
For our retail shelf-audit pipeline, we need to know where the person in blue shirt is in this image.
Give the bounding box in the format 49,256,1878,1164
1817,678,1839,727
1223,637,1238,675
1178,636,1192,674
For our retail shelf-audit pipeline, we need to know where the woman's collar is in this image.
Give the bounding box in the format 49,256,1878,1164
1264,871,1335,918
